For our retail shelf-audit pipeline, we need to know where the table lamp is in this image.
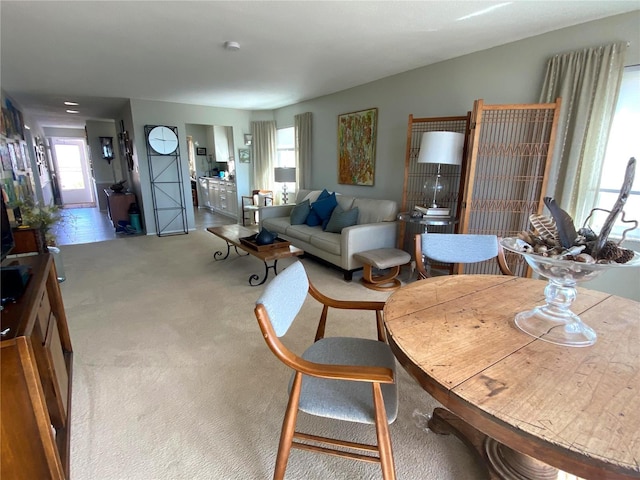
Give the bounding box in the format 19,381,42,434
274,167,296,204
417,131,464,216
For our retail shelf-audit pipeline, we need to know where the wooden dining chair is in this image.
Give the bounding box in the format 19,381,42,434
242,189,273,225
254,260,398,480
414,233,513,279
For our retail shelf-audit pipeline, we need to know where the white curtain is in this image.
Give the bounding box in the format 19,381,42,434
250,121,277,191
295,112,312,189
539,41,627,226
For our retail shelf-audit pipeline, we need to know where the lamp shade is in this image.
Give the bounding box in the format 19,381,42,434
274,167,296,183
417,131,464,166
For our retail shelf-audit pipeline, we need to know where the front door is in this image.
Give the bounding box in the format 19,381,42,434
50,137,94,206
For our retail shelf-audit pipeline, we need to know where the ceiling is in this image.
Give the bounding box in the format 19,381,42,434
1,1,638,129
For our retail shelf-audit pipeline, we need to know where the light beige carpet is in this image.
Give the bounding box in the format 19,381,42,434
59,230,484,479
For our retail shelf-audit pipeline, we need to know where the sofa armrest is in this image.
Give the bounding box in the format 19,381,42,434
341,222,399,270
258,204,294,226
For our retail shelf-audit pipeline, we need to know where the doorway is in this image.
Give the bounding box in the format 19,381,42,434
50,137,95,207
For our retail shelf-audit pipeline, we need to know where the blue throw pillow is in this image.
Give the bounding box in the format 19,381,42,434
316,189,330,201
324,206,359,232
311,193,337,222
290,199,310,225
305,210,322,226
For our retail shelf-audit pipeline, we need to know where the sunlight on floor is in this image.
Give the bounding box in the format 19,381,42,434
52,206,237,246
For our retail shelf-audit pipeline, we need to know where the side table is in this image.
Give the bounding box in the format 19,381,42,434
397,212,459,277
103,189,136,229
396,211,458,231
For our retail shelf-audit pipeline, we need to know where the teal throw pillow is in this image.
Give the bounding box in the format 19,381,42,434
324,206,359,233
290,199,310,225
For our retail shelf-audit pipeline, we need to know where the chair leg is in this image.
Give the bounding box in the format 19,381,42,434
274,372,302,480
372,383,396,480
314,305,329,342
376,311,387,343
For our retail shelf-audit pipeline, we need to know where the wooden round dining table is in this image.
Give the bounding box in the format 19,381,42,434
383,274,639,480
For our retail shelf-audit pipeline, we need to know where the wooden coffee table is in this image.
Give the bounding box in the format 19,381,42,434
207,225,303,286
384,274,639,480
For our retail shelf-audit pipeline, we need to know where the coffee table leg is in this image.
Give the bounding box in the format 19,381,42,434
428,407,559,480
248,259,279,286
214,241,248,260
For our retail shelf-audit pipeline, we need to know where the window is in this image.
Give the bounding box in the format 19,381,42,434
592,65,640,240
276,127,295,168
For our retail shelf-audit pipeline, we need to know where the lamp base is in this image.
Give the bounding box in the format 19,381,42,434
426,207,450,216
415,205,450,217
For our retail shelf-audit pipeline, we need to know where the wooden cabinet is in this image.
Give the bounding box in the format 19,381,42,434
11,227,48,254
198,177,209,208
225,183,238,216
103,189,136,229
1,254,73,480
199,178,237,218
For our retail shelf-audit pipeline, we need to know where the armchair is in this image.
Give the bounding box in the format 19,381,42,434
242,189,273,226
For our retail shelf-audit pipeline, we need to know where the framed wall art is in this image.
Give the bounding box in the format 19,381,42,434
196,147,207,156
337,107,378,186
238,148,251,163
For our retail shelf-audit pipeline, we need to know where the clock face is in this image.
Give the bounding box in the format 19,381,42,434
148,126,178,155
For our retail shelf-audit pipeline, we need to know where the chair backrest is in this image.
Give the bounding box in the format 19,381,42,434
415,233,512,276
256,260,308,337
253,189,273,206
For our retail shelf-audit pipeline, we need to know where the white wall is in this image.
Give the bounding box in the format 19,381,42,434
273,12,640,206
127,99,252,233
271,11,640,300
85,120,123,210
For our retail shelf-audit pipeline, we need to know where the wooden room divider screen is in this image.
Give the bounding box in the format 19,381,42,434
458,98,562,276
398,114,471,253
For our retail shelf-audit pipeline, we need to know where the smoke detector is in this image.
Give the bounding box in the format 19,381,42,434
223,41,240,51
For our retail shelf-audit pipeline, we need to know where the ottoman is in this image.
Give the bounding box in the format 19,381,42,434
354,248,411,291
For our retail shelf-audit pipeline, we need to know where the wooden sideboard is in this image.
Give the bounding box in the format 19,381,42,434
11,226,48,254
1,254,73,479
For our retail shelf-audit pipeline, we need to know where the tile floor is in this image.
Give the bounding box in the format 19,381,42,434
52,206,238,246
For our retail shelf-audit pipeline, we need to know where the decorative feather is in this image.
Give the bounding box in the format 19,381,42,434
593,157,636,259
529,214,559,244
543,197,577,249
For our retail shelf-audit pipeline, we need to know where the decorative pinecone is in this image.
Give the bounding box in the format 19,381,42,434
615,248,635,264
596,241,621,261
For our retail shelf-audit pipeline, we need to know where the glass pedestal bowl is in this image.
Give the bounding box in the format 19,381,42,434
501,237,640,347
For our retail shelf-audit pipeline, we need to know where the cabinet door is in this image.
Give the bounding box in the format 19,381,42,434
45,315,69,422
208,182,217,210
226,185,238,215
219,185,227,211
198,178,209,207
1,338,66,480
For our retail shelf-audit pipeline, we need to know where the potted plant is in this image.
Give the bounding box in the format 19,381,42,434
15,198,66,281
15,198,63,246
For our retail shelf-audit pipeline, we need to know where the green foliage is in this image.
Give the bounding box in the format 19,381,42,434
15,198,63,244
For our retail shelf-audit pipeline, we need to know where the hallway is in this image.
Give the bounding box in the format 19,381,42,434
52,206,237,246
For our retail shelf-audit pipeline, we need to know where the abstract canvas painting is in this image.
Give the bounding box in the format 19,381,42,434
338,108,378,186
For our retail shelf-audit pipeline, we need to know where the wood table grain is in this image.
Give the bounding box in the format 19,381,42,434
384,275,639,480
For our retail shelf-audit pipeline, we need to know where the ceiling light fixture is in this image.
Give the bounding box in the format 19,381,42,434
64,101,79,106
223,41,240,51
66,109,79,114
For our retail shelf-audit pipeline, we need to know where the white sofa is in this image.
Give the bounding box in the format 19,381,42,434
259,189,399,280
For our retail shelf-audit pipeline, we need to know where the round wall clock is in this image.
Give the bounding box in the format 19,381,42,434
147,125,178,155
